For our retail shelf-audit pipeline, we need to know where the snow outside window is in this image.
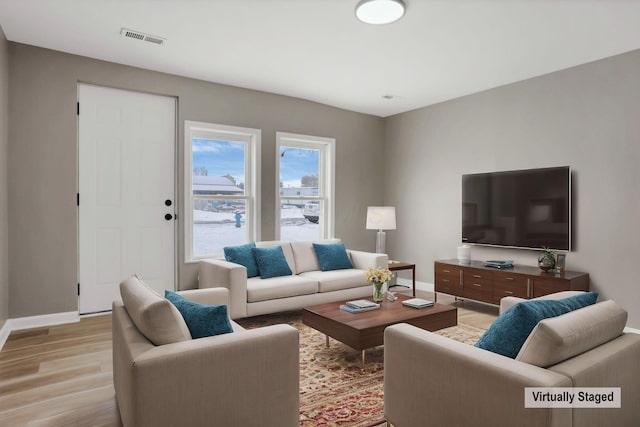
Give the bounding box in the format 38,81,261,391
276,132,335,241
184,121,261,261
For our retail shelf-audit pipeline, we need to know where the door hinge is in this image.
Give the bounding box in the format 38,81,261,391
77,102,80,115
77,193,79,206
77,283,80,296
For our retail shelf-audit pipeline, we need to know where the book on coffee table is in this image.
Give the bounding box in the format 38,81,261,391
340,304,380,314
402,298,435,309
346,299,379,309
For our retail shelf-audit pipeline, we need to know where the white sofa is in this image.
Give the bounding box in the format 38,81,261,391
198,240,388,319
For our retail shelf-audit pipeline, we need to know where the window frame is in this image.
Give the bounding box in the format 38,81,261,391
275,132,335,241
184,120,261,262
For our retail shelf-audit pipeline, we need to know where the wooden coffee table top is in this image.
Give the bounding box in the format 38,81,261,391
302,294,457,353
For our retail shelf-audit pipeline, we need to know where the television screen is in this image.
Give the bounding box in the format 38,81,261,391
462,166,571,251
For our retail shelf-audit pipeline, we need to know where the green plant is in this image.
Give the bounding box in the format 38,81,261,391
538,247,556,271
540,246,555,260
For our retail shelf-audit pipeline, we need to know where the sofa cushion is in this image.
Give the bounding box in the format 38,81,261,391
252,246,293,279
313,242,353,271
291,239,340,273
223,242,259,278
516,299,627,367
165,290,234,339
256,241,297,274
299,269,368,293
475,292,598,358
246,275,318,303
119,275,191,345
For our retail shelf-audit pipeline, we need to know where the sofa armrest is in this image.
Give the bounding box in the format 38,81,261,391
384,323,572,427
131,324,299,427
198,259,247,318
177,287,230,306
348,250,388,270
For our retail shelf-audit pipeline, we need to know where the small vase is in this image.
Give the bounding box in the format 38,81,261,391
538,252,556,272
372,282,384,303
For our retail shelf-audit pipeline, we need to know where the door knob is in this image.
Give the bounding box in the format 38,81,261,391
165,199,172,206
164,214,173,221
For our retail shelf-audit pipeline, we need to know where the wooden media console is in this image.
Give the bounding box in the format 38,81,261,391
434,259,589,305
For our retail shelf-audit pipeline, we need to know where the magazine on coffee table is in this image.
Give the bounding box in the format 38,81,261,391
402,298,435,309
340,304,380,313
346,299,379,309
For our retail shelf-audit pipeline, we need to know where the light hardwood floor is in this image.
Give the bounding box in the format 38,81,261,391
0,314,120,426
0,291,498,426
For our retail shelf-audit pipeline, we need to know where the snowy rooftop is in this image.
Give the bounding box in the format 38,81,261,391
193,176,243,195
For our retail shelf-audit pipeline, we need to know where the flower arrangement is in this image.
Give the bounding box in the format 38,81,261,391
365,267,393,303
365,267,393,285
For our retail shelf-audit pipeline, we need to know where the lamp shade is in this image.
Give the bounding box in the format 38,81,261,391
366,206,396,230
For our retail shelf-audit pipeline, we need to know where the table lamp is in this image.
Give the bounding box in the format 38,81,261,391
366,206,396,254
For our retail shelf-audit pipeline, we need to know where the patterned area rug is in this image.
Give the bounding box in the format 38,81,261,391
237,311,485,427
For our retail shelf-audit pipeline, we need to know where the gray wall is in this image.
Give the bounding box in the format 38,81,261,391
8,42,384,318
385,49,640,328
0,26,8,328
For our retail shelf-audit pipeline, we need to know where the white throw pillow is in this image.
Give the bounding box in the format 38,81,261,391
119,275,191,345
516,300,627,368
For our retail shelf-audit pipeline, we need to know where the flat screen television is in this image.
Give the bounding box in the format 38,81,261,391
462,166,571,251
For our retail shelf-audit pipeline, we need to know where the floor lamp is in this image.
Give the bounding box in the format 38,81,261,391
366,206,396,254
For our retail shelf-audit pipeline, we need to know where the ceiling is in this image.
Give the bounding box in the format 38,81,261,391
1,0,640,117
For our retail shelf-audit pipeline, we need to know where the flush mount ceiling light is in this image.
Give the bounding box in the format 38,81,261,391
356,0,406,25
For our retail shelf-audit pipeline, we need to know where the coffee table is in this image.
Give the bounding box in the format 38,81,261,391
302,294,457,365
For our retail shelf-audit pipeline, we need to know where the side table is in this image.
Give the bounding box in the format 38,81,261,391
388,261,416,297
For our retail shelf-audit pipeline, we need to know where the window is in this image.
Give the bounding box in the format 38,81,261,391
184,121,261,261
276,132,335,241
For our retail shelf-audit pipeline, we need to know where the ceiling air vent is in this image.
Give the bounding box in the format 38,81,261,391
120,28,166,46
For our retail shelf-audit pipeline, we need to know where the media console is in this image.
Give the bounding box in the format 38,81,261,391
434,260,589,305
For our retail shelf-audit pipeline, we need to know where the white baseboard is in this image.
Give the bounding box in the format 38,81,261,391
0,311,79,350
624,326,640,334
0,321,11,352
396,278,434,293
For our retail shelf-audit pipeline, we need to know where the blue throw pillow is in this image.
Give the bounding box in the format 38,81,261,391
312,242,353,271
475,292,598,358
251,246,292,279
224,242,259,278
165,290,233,339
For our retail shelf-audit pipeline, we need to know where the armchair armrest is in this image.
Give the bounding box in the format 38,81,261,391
500,291,586,314
348,250,388,270
132,324,299,427
198,259,247,318
500,296,527,314
384,323,571,427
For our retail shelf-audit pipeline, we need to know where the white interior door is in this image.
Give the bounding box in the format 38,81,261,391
78,84,176,314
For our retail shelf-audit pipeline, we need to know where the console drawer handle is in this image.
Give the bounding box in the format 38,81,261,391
472,283,481,287
442,279,449,282
505,277,514,281
473,274,481,278
443,269,450,273
505,290,513,294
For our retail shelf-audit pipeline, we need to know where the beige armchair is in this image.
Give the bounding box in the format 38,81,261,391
384,293,640,427
112,276,300,427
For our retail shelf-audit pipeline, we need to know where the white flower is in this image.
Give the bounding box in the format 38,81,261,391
365,267,393,284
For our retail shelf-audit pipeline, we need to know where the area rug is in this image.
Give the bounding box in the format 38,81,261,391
237,312,485,427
